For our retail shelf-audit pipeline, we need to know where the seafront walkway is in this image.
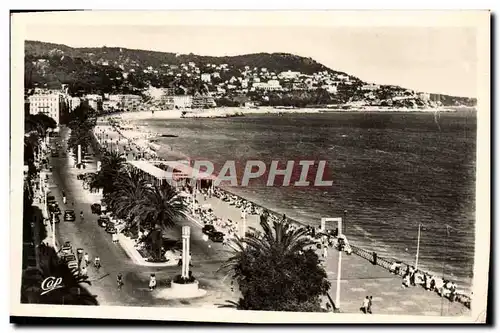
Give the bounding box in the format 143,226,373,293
92,117,471,315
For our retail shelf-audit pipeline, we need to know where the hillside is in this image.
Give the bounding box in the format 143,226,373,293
24,40,477,107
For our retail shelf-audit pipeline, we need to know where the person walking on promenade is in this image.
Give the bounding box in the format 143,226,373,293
80,265,88,278
117,273,124,290
402,273,410,288
361,296,369,314
367,296,373,314
62,190,66,204
94,256,101,271
323,246,328,259
149,273,157,291
84,252,90,266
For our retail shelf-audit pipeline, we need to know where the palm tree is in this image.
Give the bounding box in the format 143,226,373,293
110,169,149,231
21,245,98,305
219,219,330,311
140,182,188,259
93,151,127,195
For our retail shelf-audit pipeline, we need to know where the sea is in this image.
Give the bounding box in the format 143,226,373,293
132,110,477,288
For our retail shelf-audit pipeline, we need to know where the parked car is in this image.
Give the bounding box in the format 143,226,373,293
49,203,61,215
52,214,61,224
67,261,79,271
61,253,76,263
51,151,59,157
202,225,216,236
47,195,56,203
64,210,76,221
60,241,73,255
209,231,225,243
106,223,117,234
91,203,102,215
98,216,110,228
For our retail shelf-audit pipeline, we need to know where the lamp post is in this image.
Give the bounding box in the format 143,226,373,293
343,210,347,235
335,217,343,309
76,248,84,274
415,223,424,271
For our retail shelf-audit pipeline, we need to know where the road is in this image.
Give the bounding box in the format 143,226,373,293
46,126,237,308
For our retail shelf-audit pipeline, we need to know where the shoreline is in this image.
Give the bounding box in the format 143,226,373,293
94,115,473,298
104,105,475,121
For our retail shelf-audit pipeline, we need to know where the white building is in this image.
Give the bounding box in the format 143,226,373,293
29,93,66,125
361,84,380,91
278,70,301,79
69,97,81,111
418,92,431,101
201,73,211,83
173,95,193,108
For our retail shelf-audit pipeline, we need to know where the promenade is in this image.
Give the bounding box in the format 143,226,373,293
89,117,472,316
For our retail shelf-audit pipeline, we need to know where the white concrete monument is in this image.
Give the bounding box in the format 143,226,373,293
77,144,82,165
181,226,191,279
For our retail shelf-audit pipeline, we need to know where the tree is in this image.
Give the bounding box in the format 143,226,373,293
140,183,188,259
220,219,330,312
92,151,127,196
108,168,149,231
21,245,98,305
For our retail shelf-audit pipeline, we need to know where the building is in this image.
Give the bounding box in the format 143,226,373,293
321,85,338,94
69,97,81,111
278,70,301,79
192,95,216,109
28,93,67,125
201,73,211,83
361,84,380,91
102,100,120,113
86,94,103,112
173,95,193,109
418,92,431,101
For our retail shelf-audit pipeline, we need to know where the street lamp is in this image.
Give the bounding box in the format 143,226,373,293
415,223,425,271
343,210,347,235
76,248,84,274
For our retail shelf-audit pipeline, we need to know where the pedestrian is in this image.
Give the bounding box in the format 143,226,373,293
84,252,90,266
402,274,410,288
149,273,157,291
323,246,328,258
117,273,124,290
368,296,373,314
361,296,369,314
80,265,87,278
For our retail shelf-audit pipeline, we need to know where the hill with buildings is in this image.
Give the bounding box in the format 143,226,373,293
24,40,477,108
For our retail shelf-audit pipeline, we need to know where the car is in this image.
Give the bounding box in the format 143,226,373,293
51,214,61,224
61,254,76,263
64,210,76,221
51,151,59,157
47,195,56,203
67,261,79,271
202,225,216,235
91,203,102,215
98,216,110,228
49,204,61,215
209,231,225,243
106,224,117,234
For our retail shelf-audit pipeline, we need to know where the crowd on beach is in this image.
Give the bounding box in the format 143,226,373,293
96,116,471,309
389,261,464,304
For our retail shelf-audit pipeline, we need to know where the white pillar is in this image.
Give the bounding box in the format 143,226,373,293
77,144,82,165
181,226,191,278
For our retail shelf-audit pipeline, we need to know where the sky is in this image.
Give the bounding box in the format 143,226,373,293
21,17,479,97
